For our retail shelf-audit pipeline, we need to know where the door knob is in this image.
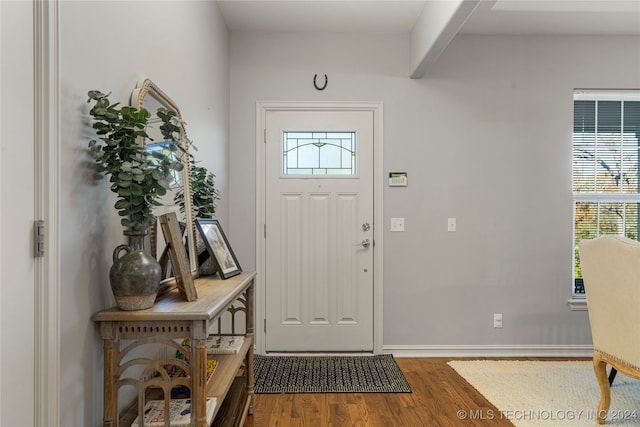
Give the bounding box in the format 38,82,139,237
358,239,371,248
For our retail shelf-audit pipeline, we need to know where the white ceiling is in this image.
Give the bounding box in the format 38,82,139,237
217,0,640,35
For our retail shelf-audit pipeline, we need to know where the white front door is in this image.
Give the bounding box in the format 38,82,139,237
264,109,374,352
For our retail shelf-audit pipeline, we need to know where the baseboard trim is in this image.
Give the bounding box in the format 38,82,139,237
385,344,594,358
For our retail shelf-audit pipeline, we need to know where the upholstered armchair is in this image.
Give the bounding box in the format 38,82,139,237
578,235,640,424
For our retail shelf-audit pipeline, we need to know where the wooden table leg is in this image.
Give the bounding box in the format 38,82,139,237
103,338,116,427
246,284,255,414
193,338,207,426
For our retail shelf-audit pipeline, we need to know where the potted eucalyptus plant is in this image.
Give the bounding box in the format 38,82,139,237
87,90,186,310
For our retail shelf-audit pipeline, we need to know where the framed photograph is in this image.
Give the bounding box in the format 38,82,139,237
196,219,242,279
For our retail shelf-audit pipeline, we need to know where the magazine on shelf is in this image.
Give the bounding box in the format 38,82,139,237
206,335,244,354
131,397,217,427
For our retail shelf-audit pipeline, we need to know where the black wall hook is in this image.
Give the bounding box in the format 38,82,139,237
313,74,328,91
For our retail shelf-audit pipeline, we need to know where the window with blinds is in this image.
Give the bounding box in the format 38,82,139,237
573,91,640,295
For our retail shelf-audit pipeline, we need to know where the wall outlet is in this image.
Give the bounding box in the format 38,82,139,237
493,313,503,328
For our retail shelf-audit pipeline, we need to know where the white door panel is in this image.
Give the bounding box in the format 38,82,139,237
1,1,36,424
265,110,374,352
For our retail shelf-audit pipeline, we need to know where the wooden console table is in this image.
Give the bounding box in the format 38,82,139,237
93,271,256,427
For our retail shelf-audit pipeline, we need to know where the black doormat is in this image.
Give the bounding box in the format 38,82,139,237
254,354,412,393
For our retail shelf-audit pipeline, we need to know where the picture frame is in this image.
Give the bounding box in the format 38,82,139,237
196,219,242,279
159,212,198,301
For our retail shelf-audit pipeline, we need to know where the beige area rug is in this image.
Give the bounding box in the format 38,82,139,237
448,360,640,427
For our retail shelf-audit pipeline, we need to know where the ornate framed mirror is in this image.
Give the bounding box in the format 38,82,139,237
130,79,198,286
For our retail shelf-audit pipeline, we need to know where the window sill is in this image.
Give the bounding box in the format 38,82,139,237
568,298,588,311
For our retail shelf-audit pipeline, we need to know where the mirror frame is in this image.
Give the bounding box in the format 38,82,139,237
131,78,199,278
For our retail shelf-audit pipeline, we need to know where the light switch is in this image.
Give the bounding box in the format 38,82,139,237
448,217,457,232
390,217,405,232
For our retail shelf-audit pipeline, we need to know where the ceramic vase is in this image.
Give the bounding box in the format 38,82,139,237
109,230,161,310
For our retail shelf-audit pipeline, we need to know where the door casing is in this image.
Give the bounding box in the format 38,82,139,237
255,101,384,355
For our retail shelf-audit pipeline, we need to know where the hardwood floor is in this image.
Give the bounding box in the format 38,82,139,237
245,358,518,427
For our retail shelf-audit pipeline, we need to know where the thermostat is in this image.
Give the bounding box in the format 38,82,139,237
388,172,407,187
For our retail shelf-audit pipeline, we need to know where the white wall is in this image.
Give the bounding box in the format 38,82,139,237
58,1,229,425
229,33,640,352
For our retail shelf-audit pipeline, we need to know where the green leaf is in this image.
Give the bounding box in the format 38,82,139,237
117,187,131,197
87,90,110,102
114,199,130,209
130,196,145,206
158,178,170,190
130,185,143,196
118,171,133,181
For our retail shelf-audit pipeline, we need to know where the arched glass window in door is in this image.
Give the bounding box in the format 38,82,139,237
283,131,356,176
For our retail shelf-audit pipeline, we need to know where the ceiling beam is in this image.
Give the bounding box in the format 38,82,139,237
410,0,485,79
